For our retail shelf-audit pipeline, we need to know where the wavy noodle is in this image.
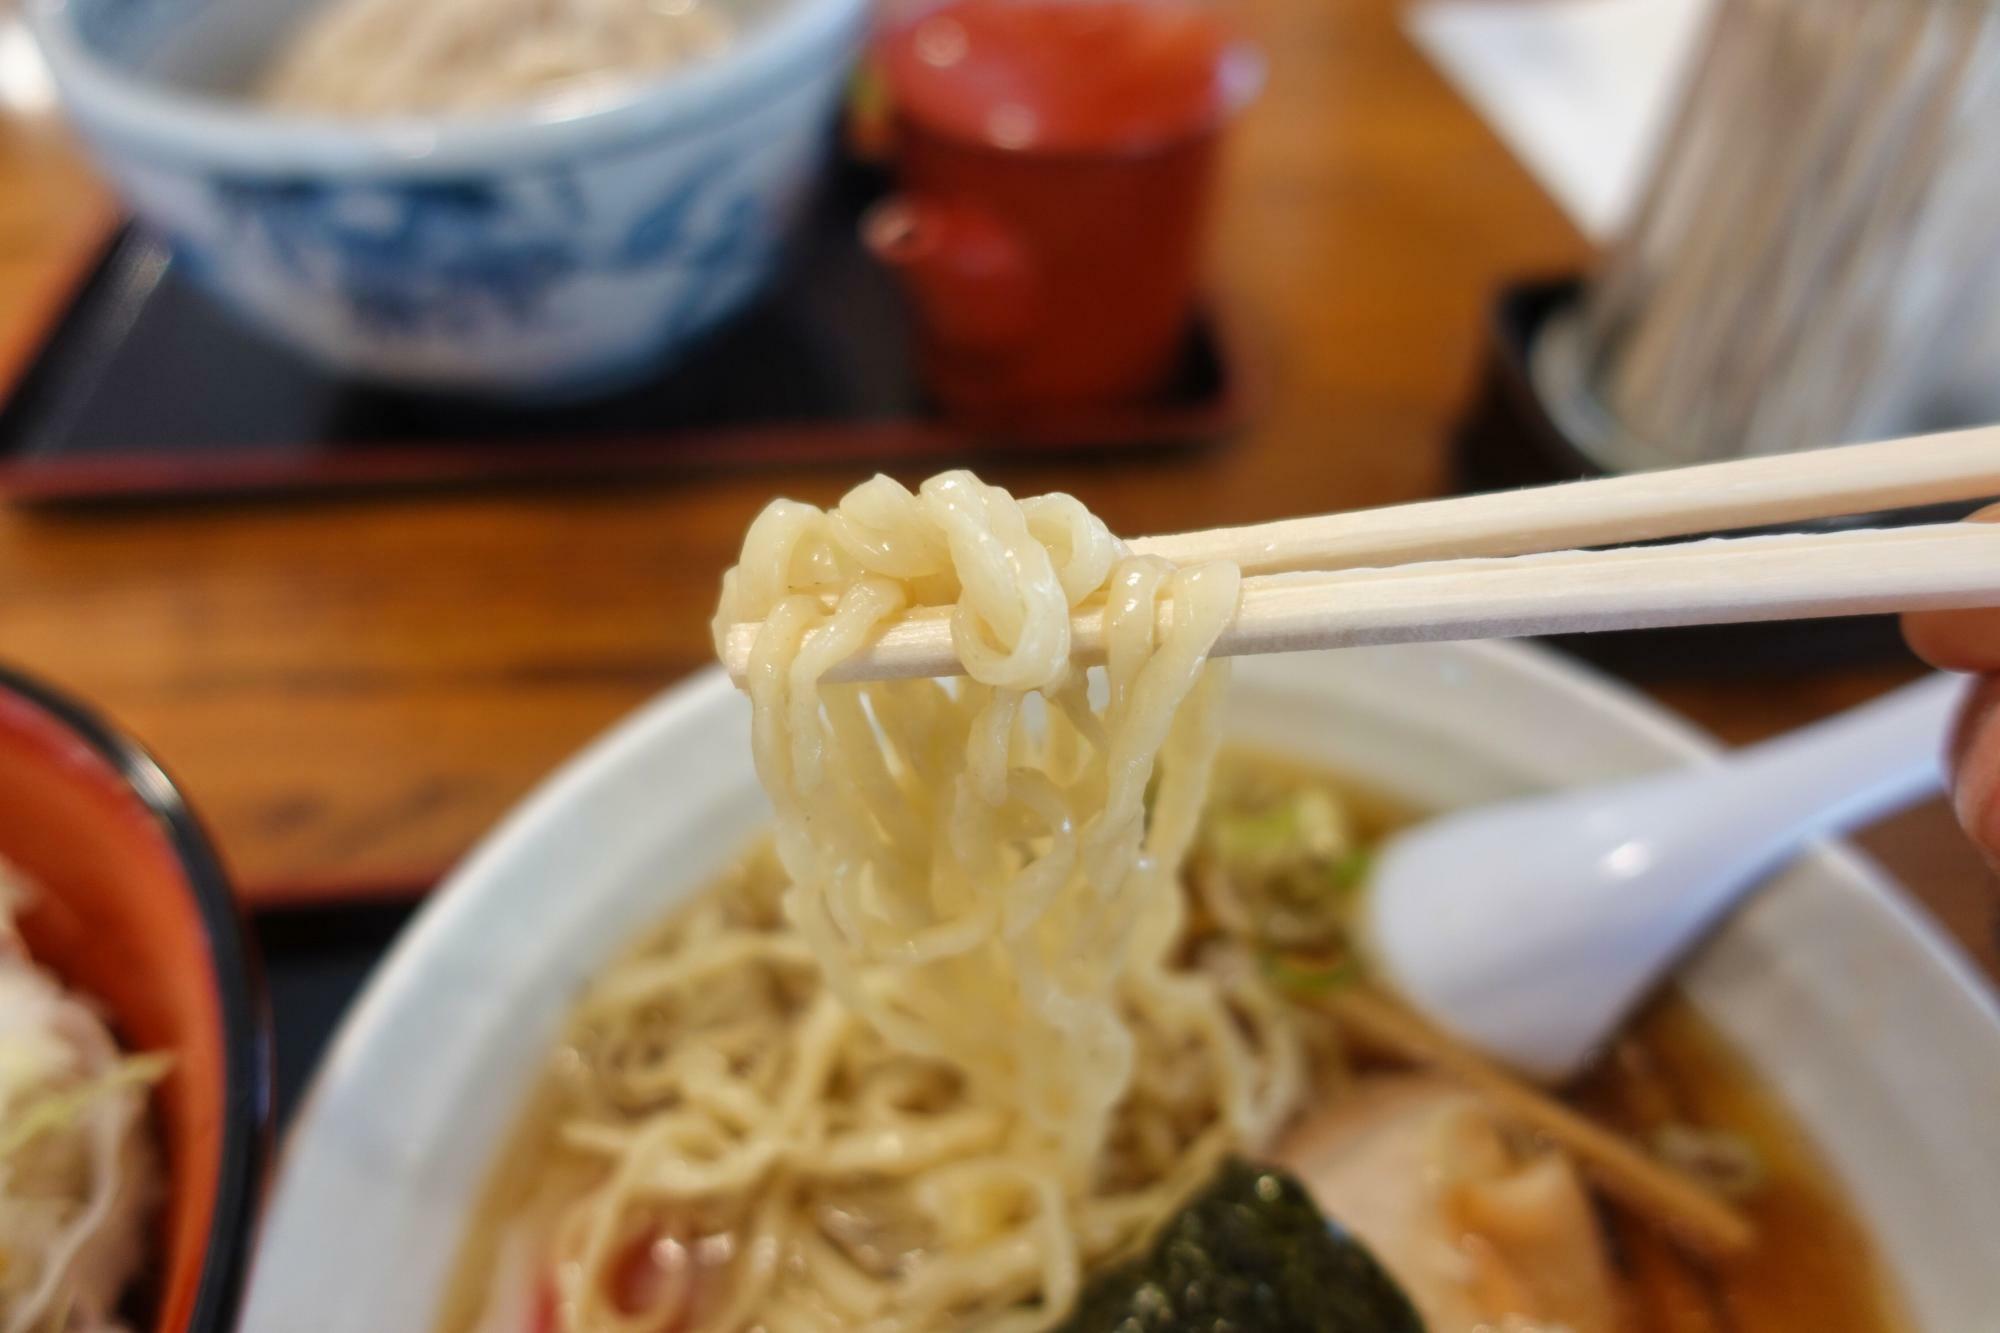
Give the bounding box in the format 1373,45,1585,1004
525,472,1303,1332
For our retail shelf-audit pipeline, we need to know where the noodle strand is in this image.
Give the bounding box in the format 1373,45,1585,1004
528,473,1303,1331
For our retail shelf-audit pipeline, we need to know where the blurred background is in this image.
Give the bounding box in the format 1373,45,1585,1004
0,0,1996,1107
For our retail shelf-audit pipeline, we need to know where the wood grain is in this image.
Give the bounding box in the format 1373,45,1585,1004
0,0,1991,982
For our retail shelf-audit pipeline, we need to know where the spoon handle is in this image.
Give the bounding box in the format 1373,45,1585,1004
1362,671,1970,1082
1709,673,1966,848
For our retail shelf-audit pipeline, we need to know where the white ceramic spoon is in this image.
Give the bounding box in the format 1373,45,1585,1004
1363,672,1968,1081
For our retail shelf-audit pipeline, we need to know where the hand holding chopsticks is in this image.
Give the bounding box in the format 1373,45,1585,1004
719,427,2000,685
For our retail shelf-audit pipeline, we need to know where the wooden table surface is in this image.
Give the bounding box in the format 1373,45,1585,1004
0,0,1993,979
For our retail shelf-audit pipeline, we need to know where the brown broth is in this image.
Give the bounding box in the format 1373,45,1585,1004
1207,749,1421,845
437,755,1907,1332
1220,749,1906,1333
432,1076,591,1333
1575,995,1908,1333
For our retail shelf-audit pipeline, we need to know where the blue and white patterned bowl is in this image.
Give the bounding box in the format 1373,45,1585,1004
27,0,867,395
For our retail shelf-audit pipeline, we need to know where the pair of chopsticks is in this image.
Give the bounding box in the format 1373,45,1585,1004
719,428,2000,685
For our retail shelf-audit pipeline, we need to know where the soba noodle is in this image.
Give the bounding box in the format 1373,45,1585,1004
258,0,738,118
522,473,1304,1332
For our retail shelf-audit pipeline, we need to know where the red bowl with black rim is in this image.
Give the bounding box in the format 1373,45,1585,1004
0,664,268,1331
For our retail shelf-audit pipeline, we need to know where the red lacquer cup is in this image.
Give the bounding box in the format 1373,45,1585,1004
866,0,1262,414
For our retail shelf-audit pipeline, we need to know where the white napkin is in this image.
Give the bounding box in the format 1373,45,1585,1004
1405,0,1714,240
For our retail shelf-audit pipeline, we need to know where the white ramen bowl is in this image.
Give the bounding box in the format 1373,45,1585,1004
27,0,865,394
241,642,2000,1330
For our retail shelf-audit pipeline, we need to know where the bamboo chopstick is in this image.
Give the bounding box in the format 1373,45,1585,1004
1131,426,2000,575
720,522,2000,685
1326,989,1756,1257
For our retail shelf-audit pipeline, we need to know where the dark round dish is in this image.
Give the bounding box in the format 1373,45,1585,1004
0,663,269,1332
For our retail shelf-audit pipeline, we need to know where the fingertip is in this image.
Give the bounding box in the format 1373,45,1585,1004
1902,609,1954,669
1906,503,2000,669
1903,607,2000,672
1948,676,2000,862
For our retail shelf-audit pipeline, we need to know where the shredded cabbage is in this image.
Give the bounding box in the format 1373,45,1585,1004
0,864,164,1333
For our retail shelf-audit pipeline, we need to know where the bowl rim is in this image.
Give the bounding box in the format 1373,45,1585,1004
0,664,270,1333
24,0,870,177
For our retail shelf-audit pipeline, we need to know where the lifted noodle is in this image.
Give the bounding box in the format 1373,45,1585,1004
534,472,1303,1331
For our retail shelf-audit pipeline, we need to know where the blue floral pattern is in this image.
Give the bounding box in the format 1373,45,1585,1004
53,0,861,390
207,154,774,337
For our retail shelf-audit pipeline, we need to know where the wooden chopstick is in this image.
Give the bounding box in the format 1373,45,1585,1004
1131,426,2000,575
720,522,2000,684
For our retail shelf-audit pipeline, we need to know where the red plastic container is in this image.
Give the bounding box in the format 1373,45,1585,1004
868,0,1261,413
